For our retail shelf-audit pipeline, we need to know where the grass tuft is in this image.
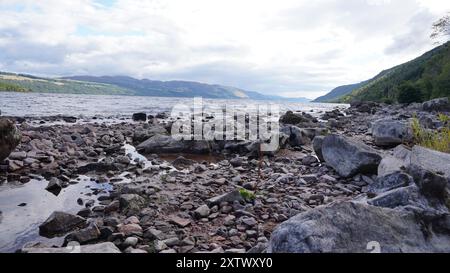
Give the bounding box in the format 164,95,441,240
239,188,256,201
411,114,450,153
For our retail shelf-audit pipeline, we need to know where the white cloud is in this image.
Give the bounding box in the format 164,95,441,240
0,0,449,99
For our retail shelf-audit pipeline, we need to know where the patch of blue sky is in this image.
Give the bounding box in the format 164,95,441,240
75,25,145,37
1,2,40,12
93,0,117,8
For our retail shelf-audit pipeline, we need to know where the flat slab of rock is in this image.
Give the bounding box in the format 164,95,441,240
137,134,210,154
118,223,143,236
22,242,121,253
269,202,450,253
321,134,382,178
169,215,191,227
368,171,414,196
368,185,420,209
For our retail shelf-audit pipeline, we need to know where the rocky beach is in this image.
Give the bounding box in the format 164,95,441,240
0,97,449,253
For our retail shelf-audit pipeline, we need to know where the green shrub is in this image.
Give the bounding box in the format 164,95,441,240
397,82,423,103
239,188,256,201
411,115,450,153
382,98,394,104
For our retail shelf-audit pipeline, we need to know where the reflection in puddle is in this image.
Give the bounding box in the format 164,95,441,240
0,176,112,253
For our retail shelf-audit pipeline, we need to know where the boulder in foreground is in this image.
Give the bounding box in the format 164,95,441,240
268,202,450,253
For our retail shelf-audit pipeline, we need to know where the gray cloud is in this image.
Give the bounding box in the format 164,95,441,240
0,41,68,64
0,0,447,99
384,10,436,55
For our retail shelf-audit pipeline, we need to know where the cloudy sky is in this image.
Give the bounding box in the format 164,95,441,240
0,0,449,98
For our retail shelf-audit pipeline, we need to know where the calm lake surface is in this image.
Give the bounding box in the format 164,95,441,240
0,92,346,117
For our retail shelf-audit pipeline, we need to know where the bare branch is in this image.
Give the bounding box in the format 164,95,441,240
431,12,450,42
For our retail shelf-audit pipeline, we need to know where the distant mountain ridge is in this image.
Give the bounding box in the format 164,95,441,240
0,71,311,101
63,75,255,99
313,82,367,102
63,75,311,101
314,41,450,103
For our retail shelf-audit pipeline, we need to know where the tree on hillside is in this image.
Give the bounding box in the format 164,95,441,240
431,13,450,43
397,82,423,104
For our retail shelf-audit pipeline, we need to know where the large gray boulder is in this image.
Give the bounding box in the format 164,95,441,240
312,136,325,162
39,211,86,237
269,202,450,253
410,146,450,178
280,111,317,127
22,242,121,253
137,134,211,154
371,120,412,147
378,145,411,176
0,118,22,162
280,125,311,147
422,97,450,112
409,146,450,199
321,135,382,178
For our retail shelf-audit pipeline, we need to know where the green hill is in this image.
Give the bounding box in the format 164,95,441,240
0,81,30,92
316,41,450,103
0,72,134,95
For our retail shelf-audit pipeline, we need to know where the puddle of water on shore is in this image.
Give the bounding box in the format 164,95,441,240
0,176,112,253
